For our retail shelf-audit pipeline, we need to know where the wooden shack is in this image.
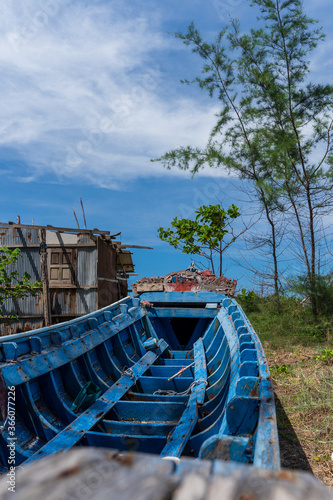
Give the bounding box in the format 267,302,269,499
0,222,144,335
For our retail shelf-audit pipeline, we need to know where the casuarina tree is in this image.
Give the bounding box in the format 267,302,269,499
154,0,333,315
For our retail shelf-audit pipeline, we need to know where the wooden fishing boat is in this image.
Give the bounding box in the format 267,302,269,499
0,285,279,471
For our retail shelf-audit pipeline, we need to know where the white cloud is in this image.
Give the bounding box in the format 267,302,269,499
3,0,329,191
0,0,222,189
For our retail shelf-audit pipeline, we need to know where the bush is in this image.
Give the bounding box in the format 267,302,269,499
235,289,333,347
0,246,41,321
287,274,333,317
236,289,262,313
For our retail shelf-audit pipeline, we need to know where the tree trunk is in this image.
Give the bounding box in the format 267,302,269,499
259,188,281,309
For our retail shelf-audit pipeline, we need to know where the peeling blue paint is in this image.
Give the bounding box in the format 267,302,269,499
0,292,279,471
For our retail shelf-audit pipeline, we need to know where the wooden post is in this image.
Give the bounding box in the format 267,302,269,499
80,198,87,229
38,228,51,326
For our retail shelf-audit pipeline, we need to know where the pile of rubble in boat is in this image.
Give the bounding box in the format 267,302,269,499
132,266,237,295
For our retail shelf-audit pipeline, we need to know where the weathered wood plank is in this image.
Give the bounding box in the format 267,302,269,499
1,448,331,500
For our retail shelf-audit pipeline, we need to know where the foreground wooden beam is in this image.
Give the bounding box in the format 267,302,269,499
1,447,331,500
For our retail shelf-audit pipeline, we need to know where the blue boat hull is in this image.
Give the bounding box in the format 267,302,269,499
0,291,279,471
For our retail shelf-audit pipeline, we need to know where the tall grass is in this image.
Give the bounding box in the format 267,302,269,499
237,291,333,486
237,292,333,349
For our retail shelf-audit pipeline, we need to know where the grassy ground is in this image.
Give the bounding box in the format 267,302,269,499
239,294,333,488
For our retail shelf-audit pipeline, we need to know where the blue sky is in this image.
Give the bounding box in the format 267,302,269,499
1,0,333,291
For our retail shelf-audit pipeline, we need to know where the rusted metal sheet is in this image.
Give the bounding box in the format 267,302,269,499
0,288,97,334
50,289,77,316
50,288,98,317
0,226,40,247
0,318,44,336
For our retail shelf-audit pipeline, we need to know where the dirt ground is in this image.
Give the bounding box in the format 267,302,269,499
266,347,333,488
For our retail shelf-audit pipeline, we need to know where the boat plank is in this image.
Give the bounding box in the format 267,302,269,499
0,309,146,387
147,308,217,318
160,338,207,457
114,400,184,422
138,376,193,394
23,339,168,466
99,419,173,436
